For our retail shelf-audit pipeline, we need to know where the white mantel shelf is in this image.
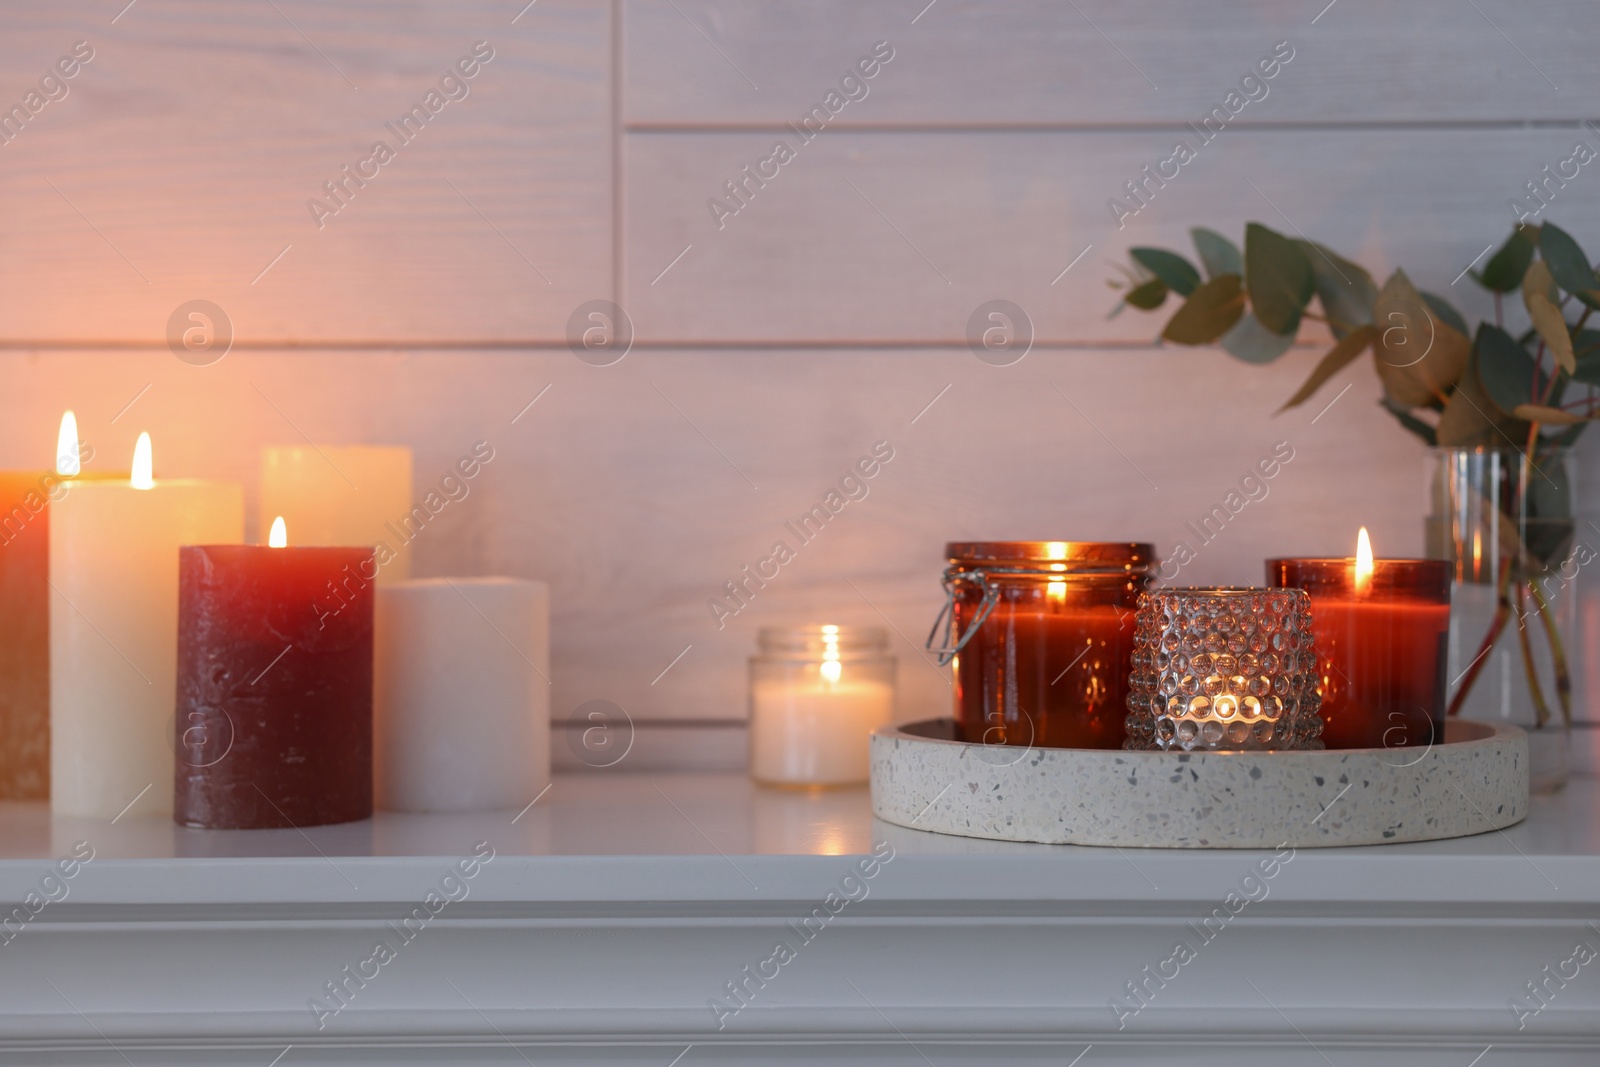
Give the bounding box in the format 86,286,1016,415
2,773,1598,1066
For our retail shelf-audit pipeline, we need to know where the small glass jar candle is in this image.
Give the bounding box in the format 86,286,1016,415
929,542,1154,750
749,625,895,788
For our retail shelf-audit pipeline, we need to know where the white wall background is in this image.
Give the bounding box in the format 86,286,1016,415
2,0,1599,768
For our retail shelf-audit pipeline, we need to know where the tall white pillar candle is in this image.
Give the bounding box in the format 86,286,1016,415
50,434,242,817
259,446,413,584
374,578,550,812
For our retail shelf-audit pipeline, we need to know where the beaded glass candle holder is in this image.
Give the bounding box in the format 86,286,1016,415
1125,588,1324,752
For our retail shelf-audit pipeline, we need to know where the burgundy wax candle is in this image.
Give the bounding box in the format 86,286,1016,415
174,541,375,828
1267,546,1451,751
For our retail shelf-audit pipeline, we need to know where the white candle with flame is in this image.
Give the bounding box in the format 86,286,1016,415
0,412,100,801
55,411,81,477
50,433,242,818
749,625,895,787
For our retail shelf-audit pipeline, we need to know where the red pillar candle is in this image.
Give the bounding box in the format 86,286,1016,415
174,526,374,829
1268,533,1451,751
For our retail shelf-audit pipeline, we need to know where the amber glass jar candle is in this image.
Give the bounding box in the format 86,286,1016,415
929,542,1154,750
1268,547,1451,751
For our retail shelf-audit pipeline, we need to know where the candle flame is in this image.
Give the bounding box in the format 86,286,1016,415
1355,526,1374,594
268,516,287,548
821,623,842,684
56,411,80,477
1045,542,1068,602
130,433,154,490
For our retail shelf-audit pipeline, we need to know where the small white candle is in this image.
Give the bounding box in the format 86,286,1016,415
374,577,550,812
50,433,242,818
260,446,413,584
749,668,894,787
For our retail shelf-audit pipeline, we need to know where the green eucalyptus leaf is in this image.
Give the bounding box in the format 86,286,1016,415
1298,241,1377,339
1420,292,1469,338
1381,396,1439,447
1525,290,1576,375
1221,311,1297,364
1191,227,1243,280
1514,403,1585,425
1478,225,1538,292
1539,223,1598,299
1278,325,1377,412
1373,270,1470,408
1130,248,1200,296
1523,259,1558,303
1125,277,1169,310
1437,355,1526,448
1573,328,1600,385
1245,223,1314,335
1161,274,1244,344
1529,455,1574,524
1474,322,1540,416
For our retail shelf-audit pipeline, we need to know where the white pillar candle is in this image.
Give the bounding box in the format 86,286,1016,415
374,578,550,812
259,446,412,584
50,433,242,818
749,674,895,787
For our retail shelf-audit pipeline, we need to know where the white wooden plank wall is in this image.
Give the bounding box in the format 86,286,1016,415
2,1,1598,770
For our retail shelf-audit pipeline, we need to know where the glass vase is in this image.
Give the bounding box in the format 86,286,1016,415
1426,446,1578,793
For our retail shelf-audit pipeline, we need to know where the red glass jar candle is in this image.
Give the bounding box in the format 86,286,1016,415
1267,551,1451,751
929,542,1154,749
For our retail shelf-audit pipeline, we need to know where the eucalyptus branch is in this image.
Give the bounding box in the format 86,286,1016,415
1446,554,1515,718
1537,340,1561,406
1514,582,1552,729
1528,579,1573,727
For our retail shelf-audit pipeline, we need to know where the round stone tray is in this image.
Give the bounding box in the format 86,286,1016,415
870,718,1527,848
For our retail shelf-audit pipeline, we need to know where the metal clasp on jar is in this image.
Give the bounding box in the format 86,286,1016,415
924,567,1003,667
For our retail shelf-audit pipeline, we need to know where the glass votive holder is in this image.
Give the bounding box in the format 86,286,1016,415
749,624,895,788
1125,588,1323,752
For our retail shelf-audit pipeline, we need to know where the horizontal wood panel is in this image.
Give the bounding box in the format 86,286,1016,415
6,346,1598,768
624,0,1600,126
625,127,1600,344
0,0,609,345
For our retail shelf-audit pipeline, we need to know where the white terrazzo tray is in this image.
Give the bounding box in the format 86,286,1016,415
870,718,1528,848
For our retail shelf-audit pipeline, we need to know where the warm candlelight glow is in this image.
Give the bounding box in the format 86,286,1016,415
130,433,154,490
55,411,80,477
1045,541,1068,602
820,623,842,684
268,516,288,548
1355,527,1374,594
